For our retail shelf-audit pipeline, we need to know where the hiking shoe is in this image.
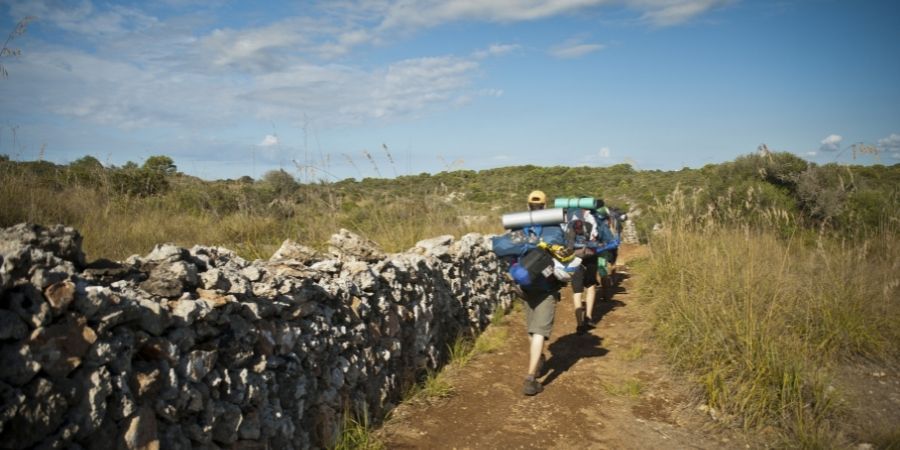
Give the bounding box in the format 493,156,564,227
576,324,588,335
523,376,543,396
584,318,596,328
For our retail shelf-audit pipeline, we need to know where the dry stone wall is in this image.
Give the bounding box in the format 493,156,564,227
0,223,516,449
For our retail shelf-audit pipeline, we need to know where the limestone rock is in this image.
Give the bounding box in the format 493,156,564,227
270,240,320,264
411,235,454,259
144,244,189,265
0,223,85,268
328,229,385,262
73,365,113,439
199,268,249,295
211,401,243,444
44,280,76,313
29,315,98,377
74,285,114,319
120,405,160,450
140,261,198,298
0,377,69,448
0,310,27,340
8,286,52,329
178,350,218,383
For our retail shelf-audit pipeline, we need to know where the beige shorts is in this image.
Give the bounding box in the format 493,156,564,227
522,289,560,338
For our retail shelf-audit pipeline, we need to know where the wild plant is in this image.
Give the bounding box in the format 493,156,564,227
640,185,899,444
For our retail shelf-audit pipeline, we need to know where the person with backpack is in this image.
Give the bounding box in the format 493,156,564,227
606,205,625,266
562,202,601,335
590,200,618,300
515,190,566,396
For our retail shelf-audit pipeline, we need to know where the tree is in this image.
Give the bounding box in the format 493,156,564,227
142,155,177,175
262,169,298,197
68,155,105,186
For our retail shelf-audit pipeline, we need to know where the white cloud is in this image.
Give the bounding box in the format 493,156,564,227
805,151,817,157
877,133,900,153
550,38,605,59
629,0,733,26
205,26,303,69
378,0,729,30
379,0,607,30
599,147,611,158
7,0,158,38
478,88,504,97
258,134,279,147
472,43,520,59
247,56,480,124
819,134,843,152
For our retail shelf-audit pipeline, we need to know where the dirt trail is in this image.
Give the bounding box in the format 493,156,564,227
376,245,752,449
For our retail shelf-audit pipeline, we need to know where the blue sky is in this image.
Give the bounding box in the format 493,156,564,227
1,0,898,181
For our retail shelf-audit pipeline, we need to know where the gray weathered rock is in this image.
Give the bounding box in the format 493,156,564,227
120,405,159,450
270,240,320,264
411,235,454,260
8,286,52,329
0,310,28,340
328,229,385,262
0,377,69,448
28,316,98,378
140,261,198,298
200,268,250,295
178,349,218,383
144,244,189,265
73,365,113,439
0,223,85,267
0,341,40,386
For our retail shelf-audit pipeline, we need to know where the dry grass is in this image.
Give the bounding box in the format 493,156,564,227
639,187,900,444
601,379,643,398
332,407,386,450
0,167,498,261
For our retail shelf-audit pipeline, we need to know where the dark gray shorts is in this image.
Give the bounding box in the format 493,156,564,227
522,289,560,338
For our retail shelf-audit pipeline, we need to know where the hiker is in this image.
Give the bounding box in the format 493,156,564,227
517,190,566,396
590,200,618,299
562,202,600,334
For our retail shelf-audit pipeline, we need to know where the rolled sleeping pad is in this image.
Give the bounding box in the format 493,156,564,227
553,197,597,209
501,207,565,229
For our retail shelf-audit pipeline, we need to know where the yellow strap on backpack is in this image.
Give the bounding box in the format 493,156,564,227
537,241,575,263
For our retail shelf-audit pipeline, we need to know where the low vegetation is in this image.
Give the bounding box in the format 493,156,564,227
639,185,899,446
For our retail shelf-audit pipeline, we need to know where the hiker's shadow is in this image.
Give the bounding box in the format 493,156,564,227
542,333,608,386
600,271,630,301
589,298,625,324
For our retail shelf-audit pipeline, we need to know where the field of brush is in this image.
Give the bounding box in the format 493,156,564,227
2,151,898,446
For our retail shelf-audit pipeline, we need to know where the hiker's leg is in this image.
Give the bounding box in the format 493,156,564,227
582,256,599,321
573,292,584,325
571,266,585,325
585,285,596,322
528,333,545,377
524,292,556,375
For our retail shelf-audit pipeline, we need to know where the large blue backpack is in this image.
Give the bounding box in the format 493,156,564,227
491,225,565,290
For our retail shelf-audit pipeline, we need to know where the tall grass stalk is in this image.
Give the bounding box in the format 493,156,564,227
641,187,899,443
332,407,385,450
